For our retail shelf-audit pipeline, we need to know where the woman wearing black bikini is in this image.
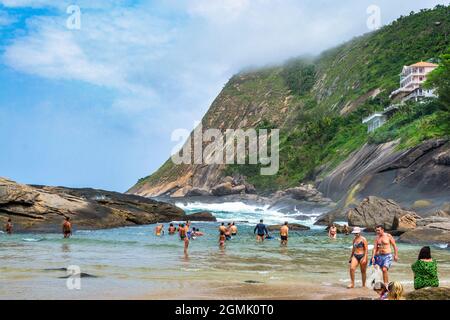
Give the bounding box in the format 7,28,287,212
348,227,368,289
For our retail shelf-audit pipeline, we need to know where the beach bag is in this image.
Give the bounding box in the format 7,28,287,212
367,265,383,288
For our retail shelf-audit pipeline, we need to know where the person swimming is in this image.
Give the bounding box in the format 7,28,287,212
62,217,72,238
5,218,13,235
168,223,176,235
254,219,268,242
230,222,237,236
155,224,164,236
219,231,226,248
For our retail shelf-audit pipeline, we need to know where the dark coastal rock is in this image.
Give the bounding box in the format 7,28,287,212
398,223,450,245
0,177,185,233
314,207,348,226
211,182,246,196
185,211,217,221
185,187,211,197
277,183,333,204
405,287,450,300
416,216,450,227
267,223,310,232
347,196,417,231
317,139,450,214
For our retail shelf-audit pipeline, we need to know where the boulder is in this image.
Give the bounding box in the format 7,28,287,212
211,182,234,196
0,177,185,233
185,211,217,222
347,196,416,230
314,208,348,225
416,216,450,227
282,183,333,204
170,186,192,198
184,187,211,197
398,223,450,244
267,223,310,232
405,287,450,300
397,213,421,232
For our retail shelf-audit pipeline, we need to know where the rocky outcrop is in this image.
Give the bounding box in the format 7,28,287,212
276,184,333,204
314,207,348,226
325,224,353,234
267,223,310,232
398,222,450,244
211,182,246,196
347,196,417,230
405,287,450,300
0,177,185,233
318,139,450,214
185,187,211,197
185,211,217,222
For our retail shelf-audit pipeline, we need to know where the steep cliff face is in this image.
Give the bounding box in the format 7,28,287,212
129,6,450,204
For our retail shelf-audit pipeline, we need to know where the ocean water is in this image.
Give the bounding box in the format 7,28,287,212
1,201,449,299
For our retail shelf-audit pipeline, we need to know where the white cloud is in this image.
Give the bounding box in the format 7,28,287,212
0,9,17,26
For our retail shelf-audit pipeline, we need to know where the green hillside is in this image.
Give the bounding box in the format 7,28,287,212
132,5,450,194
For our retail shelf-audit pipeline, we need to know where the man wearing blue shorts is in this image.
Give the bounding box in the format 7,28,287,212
371,225,398,284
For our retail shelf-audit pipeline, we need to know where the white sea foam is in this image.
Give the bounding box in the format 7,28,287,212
175,201,323,227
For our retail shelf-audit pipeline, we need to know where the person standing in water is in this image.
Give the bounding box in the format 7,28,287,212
347,227,368,289
371,225,398,284
230,222,238,236
219,222,227,234
5,218,13,235
225,223,232,240
179,223,189,254
328,224,337,239
62,217,72,238
219,231,226,248
168,223,176,235
280,222,289,245
254,219,268,242
155,224,164,236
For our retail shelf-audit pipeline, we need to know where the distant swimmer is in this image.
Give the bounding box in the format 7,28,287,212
168,223,176,235
328,224,337,239
62,217,72,238
230,222,238,236
219,231,226,248
219,222,227,234
371,225,398,284
155,224,164,236
225,223,232,240
254,219,268,242
347,227,368,289
280,222,289,245
192,227,204,237
179,223,189,254
5,218,13,235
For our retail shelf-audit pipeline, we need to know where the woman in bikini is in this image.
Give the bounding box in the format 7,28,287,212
348,226,368,288
219,231,226,248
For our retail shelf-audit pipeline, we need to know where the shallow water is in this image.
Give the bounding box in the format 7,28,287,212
1,202,449,299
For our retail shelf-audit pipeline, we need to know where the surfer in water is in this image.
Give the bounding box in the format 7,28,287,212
371,225,398,284
5,218,13,235
155,224,164,236
280,222,289,245
168,223,176,235
328,224,337,239
254,219,268,242
347,227,368,289
62,217,72,238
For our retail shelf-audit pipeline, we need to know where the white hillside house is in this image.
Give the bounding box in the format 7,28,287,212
363,61,438,133
389,61,438,103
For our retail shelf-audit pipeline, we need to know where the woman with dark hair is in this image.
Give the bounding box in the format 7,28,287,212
411,246,439,290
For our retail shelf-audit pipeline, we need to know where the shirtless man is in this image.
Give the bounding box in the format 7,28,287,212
62,217,72,238
155,224,164,236
230,222,238,236
168,223,176,235
280,222,289,245
5,218,13,235
219,222,227,234
225,223,232,240
328,224,337,239
179,224,189,254
371,225,398,284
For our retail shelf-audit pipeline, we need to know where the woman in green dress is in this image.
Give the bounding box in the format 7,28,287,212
411,246,439,290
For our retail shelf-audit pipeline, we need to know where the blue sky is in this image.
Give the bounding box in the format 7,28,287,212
0,0,447,192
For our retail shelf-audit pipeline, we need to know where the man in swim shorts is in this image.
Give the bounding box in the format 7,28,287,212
254,219,268,242
225,223,232,240
230,222,238,236
5,218,13,235
280,222,289,245
371,225,398,284
219,222,227,234
62,217,72,238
